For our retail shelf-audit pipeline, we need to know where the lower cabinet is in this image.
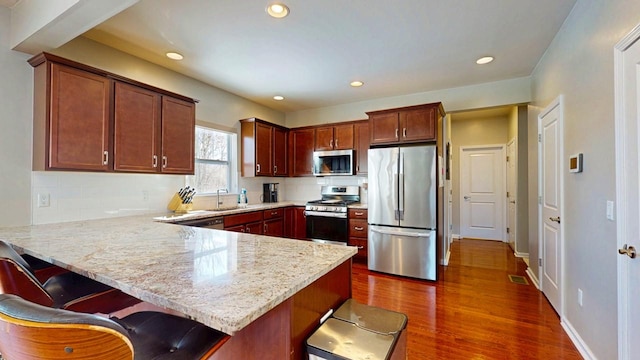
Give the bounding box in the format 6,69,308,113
348,208,368,262
224,211,264,234
284,206,307,240
222,207,298,238
263,208,285,237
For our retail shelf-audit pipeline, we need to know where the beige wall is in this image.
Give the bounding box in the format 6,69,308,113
528,0,640,358
450,115,509,234
0,7,33,227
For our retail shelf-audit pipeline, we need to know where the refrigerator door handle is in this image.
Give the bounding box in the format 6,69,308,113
394,173,400,220
398,153,405,220
370,227,431,238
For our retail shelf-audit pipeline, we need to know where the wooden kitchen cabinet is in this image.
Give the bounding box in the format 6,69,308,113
289,128,315,176
348,208,368,262
284,206,307,240
263,208,285,237
314,124,354,151
33,61,111,171
354,120,369,174
240,118,288,177
160,96,195,174
29,52,196,175
368,102,444,145
224,211,264,234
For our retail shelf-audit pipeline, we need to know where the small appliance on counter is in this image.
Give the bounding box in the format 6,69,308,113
262,183,279,203
167,186,196,213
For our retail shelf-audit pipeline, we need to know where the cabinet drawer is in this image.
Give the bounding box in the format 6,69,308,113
348,238,368,259
349,219,368,238
224,211,263,228
348,208,368,220
263,208,284,220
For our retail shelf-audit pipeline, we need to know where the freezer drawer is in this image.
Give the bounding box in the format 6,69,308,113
367,225,436,280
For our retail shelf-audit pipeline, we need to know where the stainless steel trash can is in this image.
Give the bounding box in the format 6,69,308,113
306,299,408,360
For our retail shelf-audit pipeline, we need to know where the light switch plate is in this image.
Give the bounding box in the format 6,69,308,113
606,200,614,221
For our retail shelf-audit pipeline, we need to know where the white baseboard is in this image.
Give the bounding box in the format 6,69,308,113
444,249,451,266
525,267,540,289
452,234,462,240
514,251,529,258
561,318,597,360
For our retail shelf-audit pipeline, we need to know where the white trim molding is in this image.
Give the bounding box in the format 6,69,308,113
561,319,597,360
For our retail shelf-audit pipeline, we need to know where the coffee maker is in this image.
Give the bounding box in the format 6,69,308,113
263,183,279,203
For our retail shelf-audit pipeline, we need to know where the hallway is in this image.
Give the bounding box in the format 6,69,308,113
351,239,582,359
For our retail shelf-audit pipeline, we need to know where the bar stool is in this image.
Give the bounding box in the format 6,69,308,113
0,241,140,314
0,294,229,360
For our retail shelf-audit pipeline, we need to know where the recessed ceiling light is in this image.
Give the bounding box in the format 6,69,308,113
350,81,364,87
267,3,289,18
273,95,285,101
476,56,494,65
166,52,184,60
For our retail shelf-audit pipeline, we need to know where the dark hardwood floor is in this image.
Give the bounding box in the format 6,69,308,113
351,239,583,359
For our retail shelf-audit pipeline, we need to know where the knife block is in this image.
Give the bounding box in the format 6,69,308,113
167,193,192,214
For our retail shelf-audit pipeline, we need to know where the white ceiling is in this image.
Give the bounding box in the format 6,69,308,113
82,1,574,112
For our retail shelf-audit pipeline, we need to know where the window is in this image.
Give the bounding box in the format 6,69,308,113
186,126,235,194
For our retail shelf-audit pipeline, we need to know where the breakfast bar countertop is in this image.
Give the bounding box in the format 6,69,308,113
0,215,356,335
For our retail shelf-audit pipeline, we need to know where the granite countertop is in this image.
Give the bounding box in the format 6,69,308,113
0,215,356,335
154,202,298,223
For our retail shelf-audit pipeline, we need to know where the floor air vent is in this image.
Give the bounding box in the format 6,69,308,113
508,275,529,285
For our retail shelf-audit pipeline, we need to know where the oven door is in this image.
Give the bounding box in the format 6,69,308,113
305,213,348,245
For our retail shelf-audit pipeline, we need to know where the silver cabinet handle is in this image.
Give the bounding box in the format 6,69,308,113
395,128,399,139
549,217,561,223
162,156,167,168
152,155,158,168
403,128,407,138
103,151,109,165
257,164,261,173
263,223,267,233
618,244,637,259
354,226,364,231
330,139,334,148
335,138,338,148
355,212,364,216
357,246,364,249
273,165,277,174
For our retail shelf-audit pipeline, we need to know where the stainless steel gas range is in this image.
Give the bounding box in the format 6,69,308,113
305,185,360,245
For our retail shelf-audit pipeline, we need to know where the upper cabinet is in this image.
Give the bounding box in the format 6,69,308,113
289,128,315,177
314,124,354,151
29,53,196,175
354,120,369,174
240,118,288,177
367,102,444,145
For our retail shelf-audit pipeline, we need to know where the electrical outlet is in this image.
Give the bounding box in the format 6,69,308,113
37,193,50,208
578,289,583,307
142,190,149,202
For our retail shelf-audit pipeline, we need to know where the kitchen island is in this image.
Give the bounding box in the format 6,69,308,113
0,215,356,359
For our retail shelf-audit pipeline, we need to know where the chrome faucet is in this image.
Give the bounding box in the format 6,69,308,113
216,188,228,209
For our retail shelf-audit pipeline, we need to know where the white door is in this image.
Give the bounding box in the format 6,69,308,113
460,145,505,241
539,98,563,315
506,138,517,250
614,25,640,360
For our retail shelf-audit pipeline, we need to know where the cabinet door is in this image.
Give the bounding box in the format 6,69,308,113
273,127,288,176
49,63,111,171
113,82,160,172
401,107,436,142
314,126,334,151
354,122,369,174
256,122,273,176
225,224,245,233
333,124,354,150
245,221,264,235
369,112,399,145
161,97,195,174
264,218,284,237
294,207,307,240
289,129,315,176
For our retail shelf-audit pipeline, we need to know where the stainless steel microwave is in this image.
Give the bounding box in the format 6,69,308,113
312,149,354,176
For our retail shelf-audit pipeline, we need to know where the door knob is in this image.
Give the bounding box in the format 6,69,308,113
618,244,637,259
463,196,470,200
549,216,561,223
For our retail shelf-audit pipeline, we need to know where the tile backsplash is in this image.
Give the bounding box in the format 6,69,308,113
32,171,183,225
31,171,368,225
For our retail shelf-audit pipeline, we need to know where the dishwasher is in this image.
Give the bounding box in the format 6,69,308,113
175,217,224,230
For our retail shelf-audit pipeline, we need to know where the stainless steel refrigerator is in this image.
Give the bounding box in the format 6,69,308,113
367,145,437,280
